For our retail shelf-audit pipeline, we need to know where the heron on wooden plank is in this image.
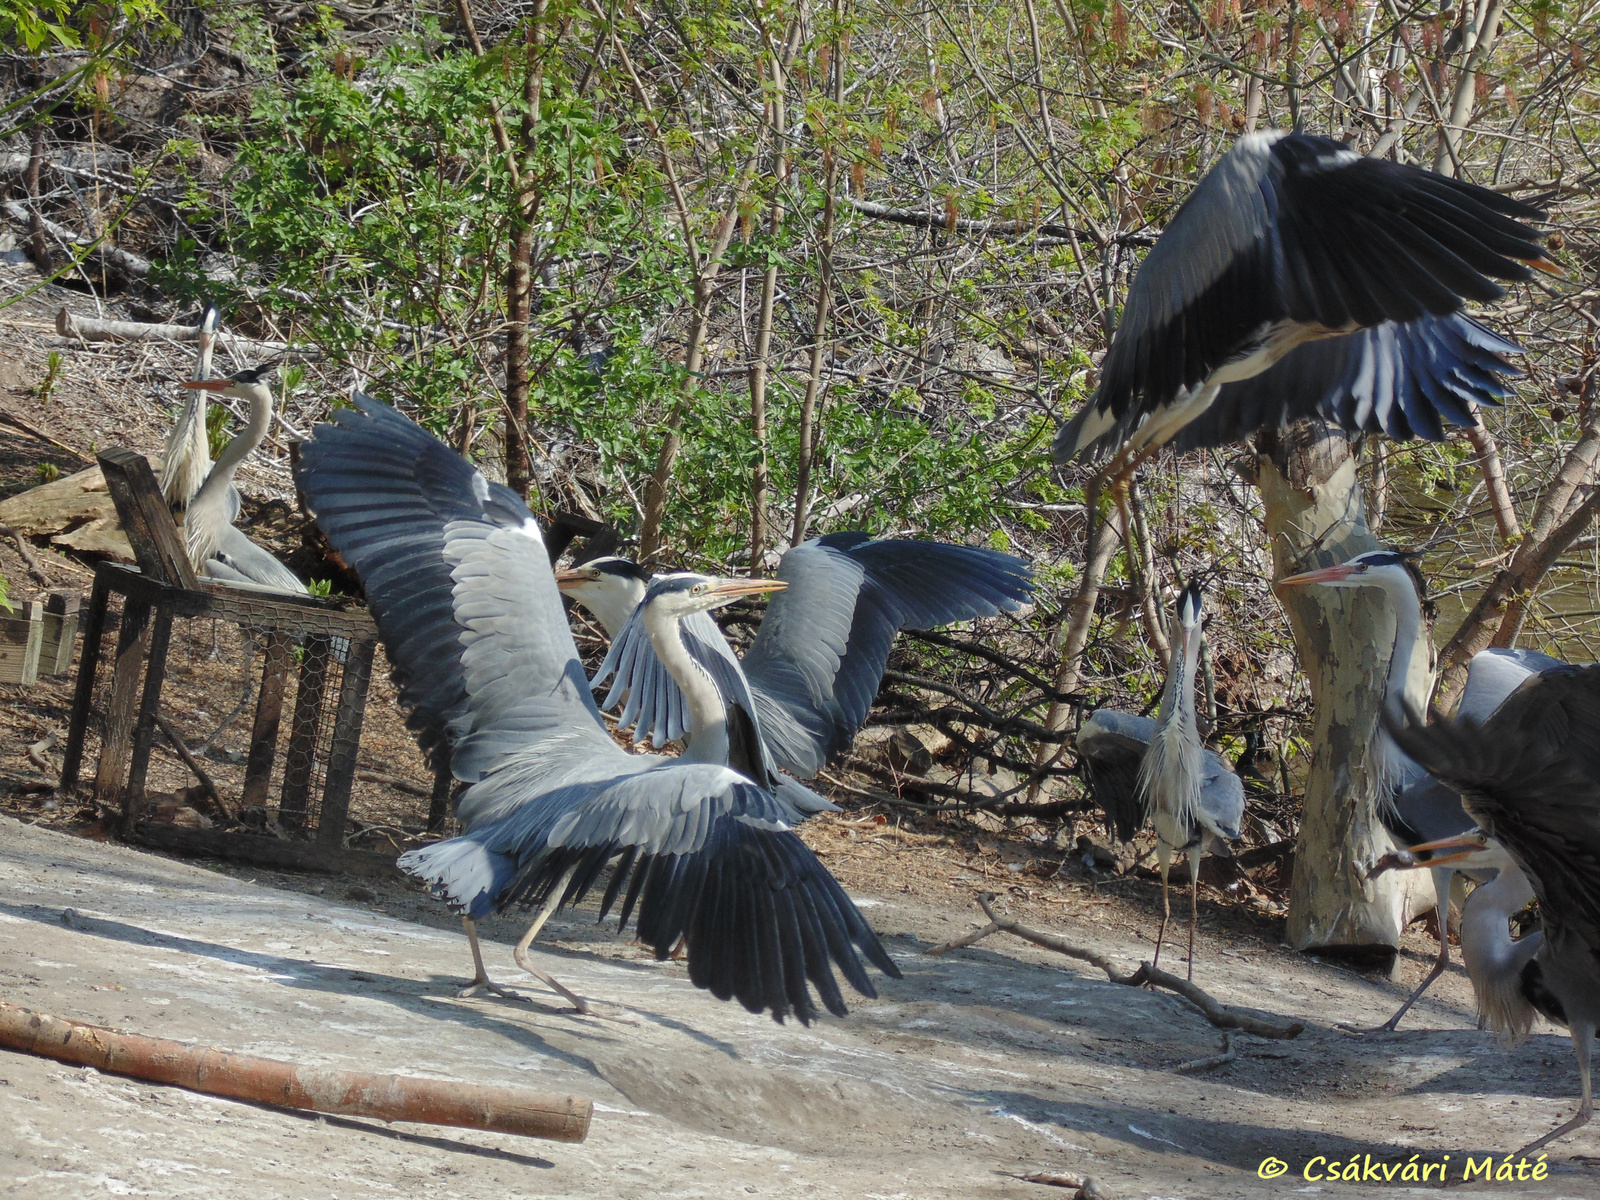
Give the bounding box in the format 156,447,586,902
1074,584,1244,979
176,367,306,594
1052,130,1550,532
294,396,900,1023
556,538,1032,782
1385,665,1600,1155
1279,550,1574,1031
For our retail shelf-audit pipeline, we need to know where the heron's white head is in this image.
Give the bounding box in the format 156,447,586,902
1177,581,1202,629
180,365,275,405
555,556,652,639
1277,549,1417,592
643,572,787,622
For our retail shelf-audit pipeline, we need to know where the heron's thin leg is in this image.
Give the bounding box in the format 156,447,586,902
1152,843,1173,972
1517,1019,1594,1156
455,916,528,1002
512,867,592,1014
1186,844,1202,982
1357,868,1454,1033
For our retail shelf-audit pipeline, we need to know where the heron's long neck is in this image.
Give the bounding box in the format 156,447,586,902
195,385,271,507
589,581,648,641
1461,863,1540,1039
644,609,729,766
1374,574,1424,791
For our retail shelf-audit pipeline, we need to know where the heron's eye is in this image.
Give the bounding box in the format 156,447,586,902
692,583,708,594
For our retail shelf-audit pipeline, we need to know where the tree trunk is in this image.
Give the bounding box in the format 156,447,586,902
504,216,535,501
1256,425,1432,963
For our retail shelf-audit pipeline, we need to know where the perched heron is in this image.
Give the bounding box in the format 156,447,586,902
176,367,306,594
1053,130,1550,472
1279,549,1573,1031
294,396,900,1023
1076,584,1244,979
556,538,1033,780
158,302,221,509
1386,665,1600,1155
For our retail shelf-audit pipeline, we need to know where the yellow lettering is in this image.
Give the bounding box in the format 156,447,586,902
1463,1156,1493,1181
1303,1157,1326,1182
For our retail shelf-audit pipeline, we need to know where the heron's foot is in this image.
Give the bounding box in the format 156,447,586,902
1335,1018,1403,1035
513,945,593,1015
457,976,529,1002
1514,1105,1592,1158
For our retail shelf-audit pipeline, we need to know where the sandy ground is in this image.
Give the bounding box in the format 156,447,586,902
2,815,1597,1200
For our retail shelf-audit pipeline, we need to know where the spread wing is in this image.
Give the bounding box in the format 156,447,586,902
1387,666,1600,958
297,397,897,1022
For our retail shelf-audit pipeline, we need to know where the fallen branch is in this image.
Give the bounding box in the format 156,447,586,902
153,712,225,816
356,768,431,799
0,1002,592,1143
0,523,49,584
1,199,150,278
54,309,307,360
927,894,1303,1040
1174,1031,1236,1074
0,408,92,462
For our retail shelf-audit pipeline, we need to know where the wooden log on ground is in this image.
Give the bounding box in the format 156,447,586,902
129,821,405,877
0,1002,592,1143
54,307,302,359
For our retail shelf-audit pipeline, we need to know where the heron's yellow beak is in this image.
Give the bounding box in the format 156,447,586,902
1367,831,1491,878
709,578,787,599
1276,563,1358,589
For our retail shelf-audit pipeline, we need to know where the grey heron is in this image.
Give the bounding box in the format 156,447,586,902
293,396,900,1023
556,538,1033,781
1053,130,1548,473
158,301,221,509
1075,584,1244,979
176,368,307,594
1279,550,1572,1031
1386,665,1600,1156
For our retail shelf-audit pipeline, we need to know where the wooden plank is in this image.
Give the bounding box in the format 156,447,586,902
123,606,174,831
40,589,79,676
278,638,330,829
316,636,377,848
241,632,292,809
128,822,403,879
93,596,153,809
61,571,111,791
97,448,200,589
0,599,43,685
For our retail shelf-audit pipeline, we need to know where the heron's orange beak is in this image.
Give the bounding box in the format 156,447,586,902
1368,831,1491,878
1276,563,1358,589
1527,256,1563,277
709,578,788,599
553,568,589,588
179,378,232,391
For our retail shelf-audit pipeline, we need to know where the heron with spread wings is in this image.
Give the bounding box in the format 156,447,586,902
294,396,900,1023
1387,665,1600,1156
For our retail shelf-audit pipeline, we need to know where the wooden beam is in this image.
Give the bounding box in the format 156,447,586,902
61,570,111,792
97,449,199,589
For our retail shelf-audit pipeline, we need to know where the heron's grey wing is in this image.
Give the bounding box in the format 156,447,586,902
400,759,897,1024
1199,754,1244,841
1456,647,1566,722
294,394,584,772
1170,315,1521,452
742,534,1034,777
1057,130,1545,461
1387,774,1473,847
593,604,690,747
1075,710,1155,842
207,525,307,594
1388,665,1600,951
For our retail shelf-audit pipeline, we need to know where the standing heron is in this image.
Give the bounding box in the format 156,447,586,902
294,396,900,1022
557,538,1033,780
1386,665,1600,1155
1279,549,1574,1030
1075,584,1244,978
1054,130,1550,475
158,302,221,509
177,367,306,594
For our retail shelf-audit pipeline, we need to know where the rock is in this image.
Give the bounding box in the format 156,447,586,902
888,729,933,775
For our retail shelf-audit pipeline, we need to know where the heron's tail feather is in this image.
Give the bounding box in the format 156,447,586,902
398,837,518,922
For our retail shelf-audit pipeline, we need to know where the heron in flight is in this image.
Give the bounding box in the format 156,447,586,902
1279,549,1572,1031
1053,130,1548,489
294,396,900,1022
176,367,306,594
557,538,1032,781
1075,584,1244,978
1386,665,1600,1156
